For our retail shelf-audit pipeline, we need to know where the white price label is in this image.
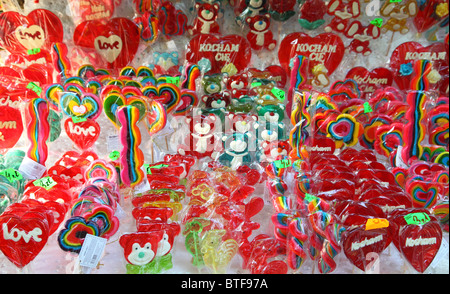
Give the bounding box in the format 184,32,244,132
78,234,107,268
18,156,47,180
107,135,121,153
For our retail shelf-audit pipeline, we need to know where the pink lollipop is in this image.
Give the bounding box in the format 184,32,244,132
26,98,50,165
401,91,427,163
117,105,145,188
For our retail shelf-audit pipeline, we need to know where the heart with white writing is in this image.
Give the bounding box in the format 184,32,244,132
345,67,394,98
278,32,345,76
0,105,23,149
342,225,391,272
390,42,449,96
64,118,101,151
0,213,50,268
186,34,252,74
68,0,115,24
0,9,64,55
399,220,442,273
73,17,140,69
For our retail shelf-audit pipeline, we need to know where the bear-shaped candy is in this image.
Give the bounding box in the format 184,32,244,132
202,73,224,95
259,140,291,163
246,13,277,51
178,113,222,159
188,2,221,35
202,93,232,109
236,0,268,25
119,231,163,267
225,72,251,98
218,132,254,169
227,113,258,134
255,120,286,143
256,104,285,123
138,222,181,258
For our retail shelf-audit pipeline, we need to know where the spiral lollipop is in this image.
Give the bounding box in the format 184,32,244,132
288,217,309,270
318,223,346,274
308,211,334,260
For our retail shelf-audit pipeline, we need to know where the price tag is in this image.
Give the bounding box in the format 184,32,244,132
363,102,373,113
365,218,389,230
27,48,41,55
390,0,402,2
370,18,383,28
271,87,286,102
26,82,42,96
304,193,319,202
33,176,57,190
107,135,120,153
251,82,262,88
404,212,431,225
166,76,180,86
109,151,120,161
72,116,87,123
143,163,152,175
18,156,47,180
78,234,107,268
0,168,23,182
143,163,169,174
274,159,291,169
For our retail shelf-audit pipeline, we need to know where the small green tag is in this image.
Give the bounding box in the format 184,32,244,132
33,176,57,190
143,163,170,175
274,159,291,169
390,0,402,2
27,48,41,55
26,82,42,96
72,116,87,123
271,87,286,101
404,212,431,225
109,151,120,161
251,82,262,88
151,164,169,169
166,77,180,86
370,18,383,28
0,168,23,182
363,102,373,113
304,193,318,202
143,163,152,175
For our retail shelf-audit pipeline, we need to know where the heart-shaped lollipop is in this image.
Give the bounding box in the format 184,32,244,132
0,9,64,54
73,17,140,69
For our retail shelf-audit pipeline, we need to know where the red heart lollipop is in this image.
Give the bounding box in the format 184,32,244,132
0,9,63,55
68,0,115,25
399,218,443,273
73,17,140,69
64,118,101,151
0,105,23,149
0,213,50,268
186,34,252,74
390,42,449,96
343,224,391,272
278,32,345,76
345,67,394,98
